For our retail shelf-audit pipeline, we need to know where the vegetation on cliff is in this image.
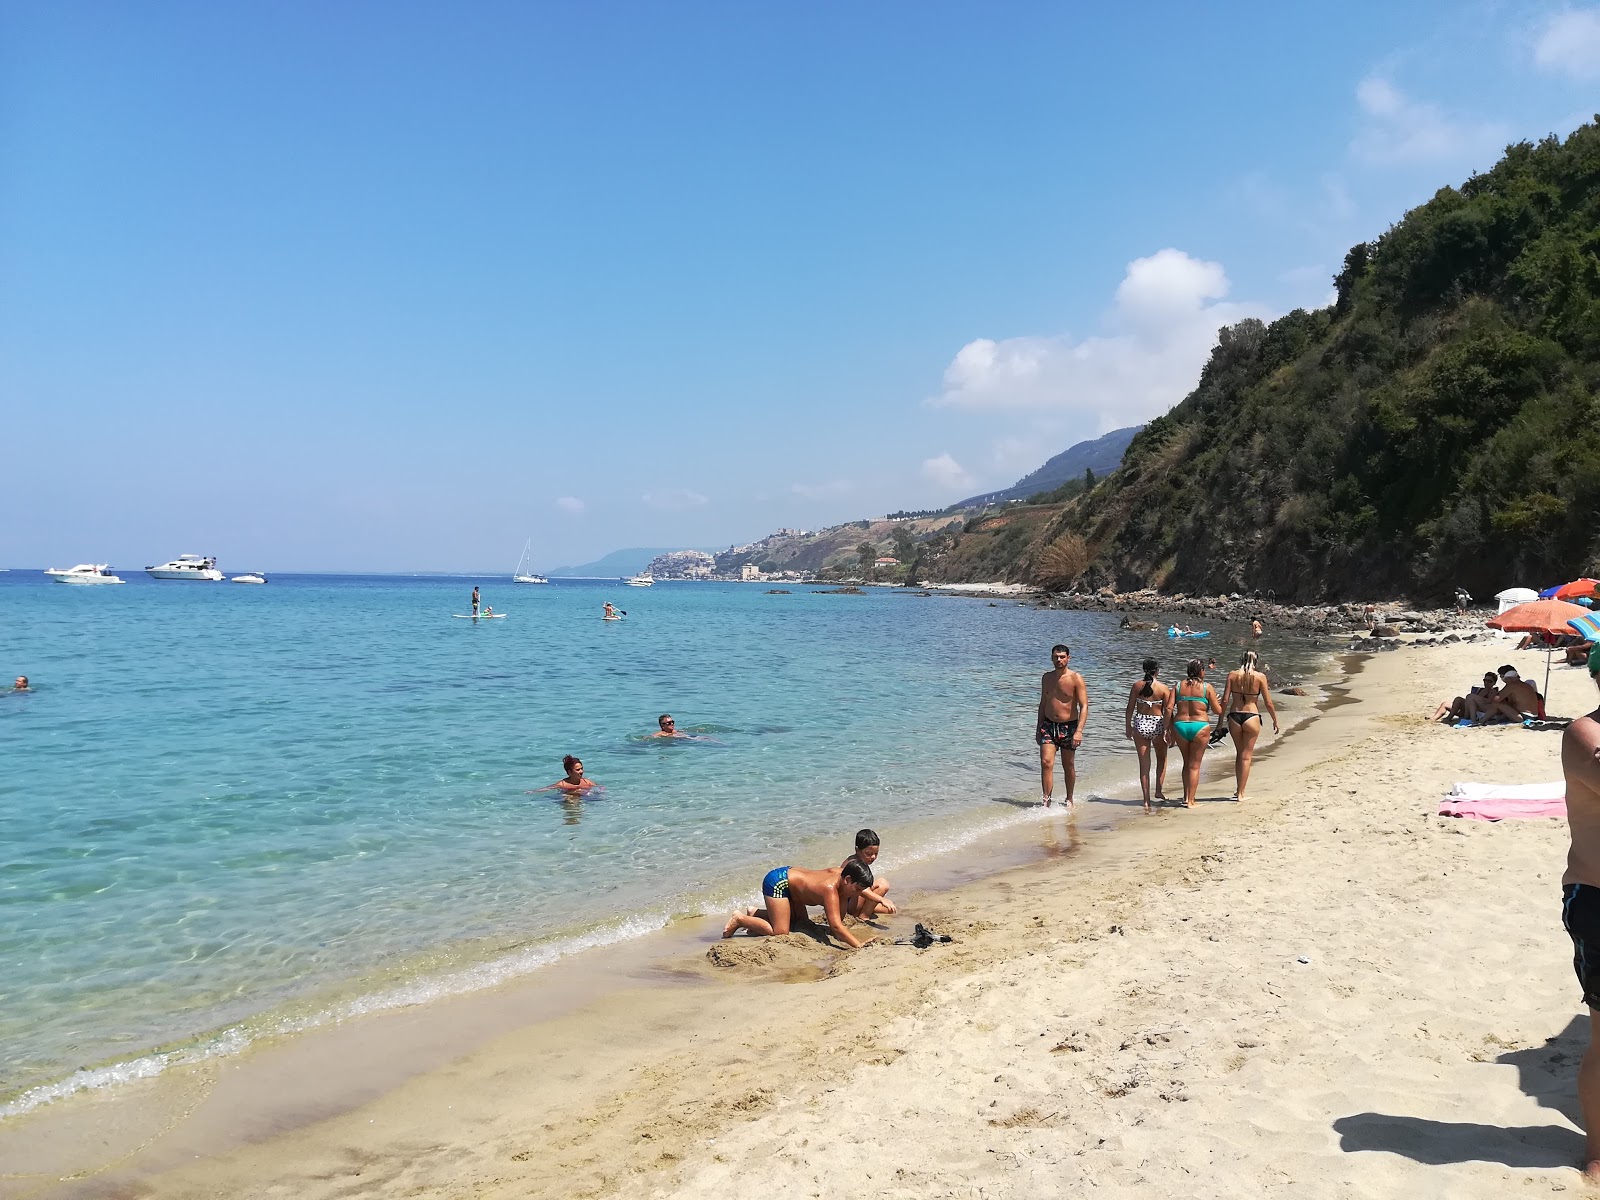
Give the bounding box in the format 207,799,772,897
926,120,1600,601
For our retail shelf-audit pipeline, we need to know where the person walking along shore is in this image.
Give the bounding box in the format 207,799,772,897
1124,658,1172,812
1168,659,1219,809
1036,644,1087,808
1218,650,1279,802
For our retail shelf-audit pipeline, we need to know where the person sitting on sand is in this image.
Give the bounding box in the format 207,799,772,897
535,755,598,795
1432,672,1501,723
1124,658,1172,812
1560,644,1600,1178
722,861,876,949
1479,665,1544,722
843,829,896,919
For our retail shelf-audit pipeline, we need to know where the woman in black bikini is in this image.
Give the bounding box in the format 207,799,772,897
1167,659,1220,810
1124,658,1172,813
1218,650,1279,802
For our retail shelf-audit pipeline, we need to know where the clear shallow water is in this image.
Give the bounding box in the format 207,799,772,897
0,572,1327,1113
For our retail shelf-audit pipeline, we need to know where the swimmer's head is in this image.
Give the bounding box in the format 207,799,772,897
658,714,675,731
1187,659,1204,679
13,676,27,689
562,755,581,773
840,858,874,893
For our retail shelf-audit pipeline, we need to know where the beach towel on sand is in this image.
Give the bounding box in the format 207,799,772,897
1439,781,1566,821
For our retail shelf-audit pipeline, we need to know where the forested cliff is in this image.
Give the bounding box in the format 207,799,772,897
929,120,1600,602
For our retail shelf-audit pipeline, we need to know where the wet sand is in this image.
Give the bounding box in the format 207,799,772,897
5,637,1591,1198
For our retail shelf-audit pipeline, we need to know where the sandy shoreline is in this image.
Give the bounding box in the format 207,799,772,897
6,635,1592,1198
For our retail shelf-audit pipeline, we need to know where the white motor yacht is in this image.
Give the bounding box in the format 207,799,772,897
624,573,654,587
231,573,267,584
46,563,126,585
146,554,223,581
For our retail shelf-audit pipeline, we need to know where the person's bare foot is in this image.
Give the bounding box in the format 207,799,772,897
722,914,739,938
1583,1157,1600,1181
1185,798,1196,809
1041,795,1052,807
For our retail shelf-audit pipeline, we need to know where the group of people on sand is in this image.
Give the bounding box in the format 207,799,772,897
722,828,896,950
1431,664,1545,724
1037,643,1280,814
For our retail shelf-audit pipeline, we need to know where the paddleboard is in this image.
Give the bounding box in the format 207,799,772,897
454,614,508,619
602,615,624,621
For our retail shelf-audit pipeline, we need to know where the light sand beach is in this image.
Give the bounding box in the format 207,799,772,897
10,636,1594,1199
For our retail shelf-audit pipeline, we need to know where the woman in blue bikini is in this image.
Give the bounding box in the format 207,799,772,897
1167,659,1220,809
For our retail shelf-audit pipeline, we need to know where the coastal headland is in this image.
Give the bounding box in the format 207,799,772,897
7,631,1589,1198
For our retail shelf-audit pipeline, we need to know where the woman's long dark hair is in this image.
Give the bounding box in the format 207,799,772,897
1187,658,1204,680
1141,658,1158,697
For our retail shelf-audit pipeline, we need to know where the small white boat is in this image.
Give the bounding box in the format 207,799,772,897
146,554,223,581
231,573,267,585
512,539,548,585
47,563,125,585
625,573,654,587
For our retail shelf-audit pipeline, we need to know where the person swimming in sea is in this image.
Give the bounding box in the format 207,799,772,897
721,861,875,948
1168,659,1220,809
529,755,599,796
843,828,896,918
10,676,30,693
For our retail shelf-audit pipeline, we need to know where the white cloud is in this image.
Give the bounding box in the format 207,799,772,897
1350,77,1509,166
930,248,1269,426
642,488,708,510
790,480,854,499
555,496,585,515
920,453,975,491
1534,9,1600,79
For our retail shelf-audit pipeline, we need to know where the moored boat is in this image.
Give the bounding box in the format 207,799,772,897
47,563,125,585
146,554,223,581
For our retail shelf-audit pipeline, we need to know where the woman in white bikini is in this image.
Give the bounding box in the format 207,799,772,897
1218,650,1280,802
1124,657,1172,813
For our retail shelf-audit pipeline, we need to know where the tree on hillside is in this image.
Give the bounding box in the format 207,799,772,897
891,526,916,565
856,541,876,578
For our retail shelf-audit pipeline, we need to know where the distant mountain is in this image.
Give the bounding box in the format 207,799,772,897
956,425,1143,508
546,547,723,577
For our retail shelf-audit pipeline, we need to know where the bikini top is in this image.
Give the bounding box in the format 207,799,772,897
1177,681,1212,710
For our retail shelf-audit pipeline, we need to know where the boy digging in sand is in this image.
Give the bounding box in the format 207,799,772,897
722,861,875,949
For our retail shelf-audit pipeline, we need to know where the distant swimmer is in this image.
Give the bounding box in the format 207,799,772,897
472,586,480,616
11,676,30,692
1251,618,1264,638
843,828,895,918
529,755,600,796
1036,644,1087,808
721,861,876,948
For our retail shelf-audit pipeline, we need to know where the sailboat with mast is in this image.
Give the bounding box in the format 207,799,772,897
513,539,548,584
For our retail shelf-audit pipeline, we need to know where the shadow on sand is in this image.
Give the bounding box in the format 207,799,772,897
1332,1016,1587,1170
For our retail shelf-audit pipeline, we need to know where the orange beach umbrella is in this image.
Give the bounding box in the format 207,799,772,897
1487,598,1592,698
1553,578,1600,601
1488,598,1591,636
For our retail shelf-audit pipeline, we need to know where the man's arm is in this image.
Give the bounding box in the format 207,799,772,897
1564,718,1600,794
1038,674,1049,722
1074,673,1088,748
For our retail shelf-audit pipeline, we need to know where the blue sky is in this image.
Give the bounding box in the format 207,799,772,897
4,1,1596,572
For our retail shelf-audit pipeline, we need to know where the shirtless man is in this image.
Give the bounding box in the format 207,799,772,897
1560,645,1600,1178
1484,665,1542,721
471,586,480,616
721,861,875,949
1036,644,1087,808
11,676,30,692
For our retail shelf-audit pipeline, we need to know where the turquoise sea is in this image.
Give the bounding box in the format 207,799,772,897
0,572,1326,1116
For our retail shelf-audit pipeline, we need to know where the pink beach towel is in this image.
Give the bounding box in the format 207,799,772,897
1438,781,1566,821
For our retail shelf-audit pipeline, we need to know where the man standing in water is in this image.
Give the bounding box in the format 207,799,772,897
471,586,480,616
1037,644,1087,808
1562,646,1600,1178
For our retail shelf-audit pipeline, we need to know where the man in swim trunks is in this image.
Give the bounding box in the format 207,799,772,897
1036,644,1087,808
1561,645,1600,1178
721,861,875,948
471,586,480,616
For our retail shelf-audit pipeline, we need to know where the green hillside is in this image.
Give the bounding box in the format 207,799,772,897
930,120,1600,601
